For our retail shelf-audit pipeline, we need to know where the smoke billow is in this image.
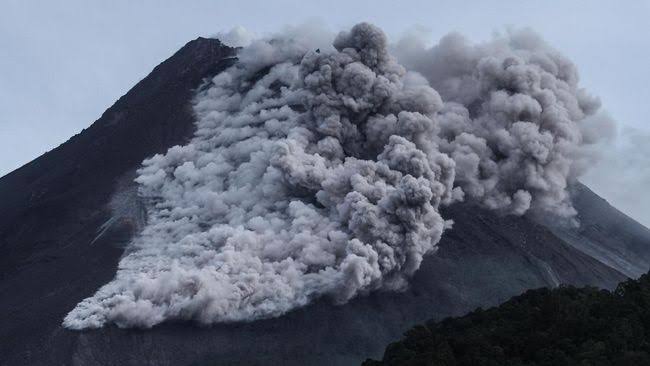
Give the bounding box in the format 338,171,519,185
213,26,256,47
63,23,612,329
395,29,610,216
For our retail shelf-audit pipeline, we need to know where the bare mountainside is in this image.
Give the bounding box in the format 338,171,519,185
0,37,648,366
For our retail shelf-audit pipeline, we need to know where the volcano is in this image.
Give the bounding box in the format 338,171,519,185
1,37,649,366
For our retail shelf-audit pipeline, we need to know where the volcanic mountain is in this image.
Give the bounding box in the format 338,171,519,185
1,37,649,366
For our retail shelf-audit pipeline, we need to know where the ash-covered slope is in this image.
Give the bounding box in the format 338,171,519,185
540,184,650,278
0,36,646,366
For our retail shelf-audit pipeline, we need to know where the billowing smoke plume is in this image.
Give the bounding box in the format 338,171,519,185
213,25,256,47
63,23,611,329
394,30,609,216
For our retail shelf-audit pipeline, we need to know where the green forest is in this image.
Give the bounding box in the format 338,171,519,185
365,272,650,366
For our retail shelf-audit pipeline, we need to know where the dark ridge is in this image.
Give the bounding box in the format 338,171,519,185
0,37,235,365
539,184,650,278
0,37,235,278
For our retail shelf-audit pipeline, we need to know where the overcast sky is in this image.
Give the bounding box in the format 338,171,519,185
1,0,648,226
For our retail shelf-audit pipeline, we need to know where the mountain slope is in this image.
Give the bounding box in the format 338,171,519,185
539,185,650,278
0,37,236,365
0,37,647,366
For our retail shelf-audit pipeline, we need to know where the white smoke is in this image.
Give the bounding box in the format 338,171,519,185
63,23,612,329
582,126,650,228
213,26,256,47
395,29,612,217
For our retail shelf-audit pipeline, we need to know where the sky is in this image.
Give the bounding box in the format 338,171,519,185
1,0,648,226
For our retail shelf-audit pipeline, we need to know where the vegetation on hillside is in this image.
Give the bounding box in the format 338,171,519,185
364,272,650,366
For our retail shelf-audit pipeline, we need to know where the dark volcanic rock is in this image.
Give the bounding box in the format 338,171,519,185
0,37,647,366
0,37,236,366
539,184,650,278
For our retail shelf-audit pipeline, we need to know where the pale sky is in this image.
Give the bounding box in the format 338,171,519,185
1,0,648,226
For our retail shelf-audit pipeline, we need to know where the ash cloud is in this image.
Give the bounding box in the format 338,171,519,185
582,126,650,228
64,23,612,329
395,29,613,217
213,26,256,47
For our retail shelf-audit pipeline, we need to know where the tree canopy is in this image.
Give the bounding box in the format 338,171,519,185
365,272,650,366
